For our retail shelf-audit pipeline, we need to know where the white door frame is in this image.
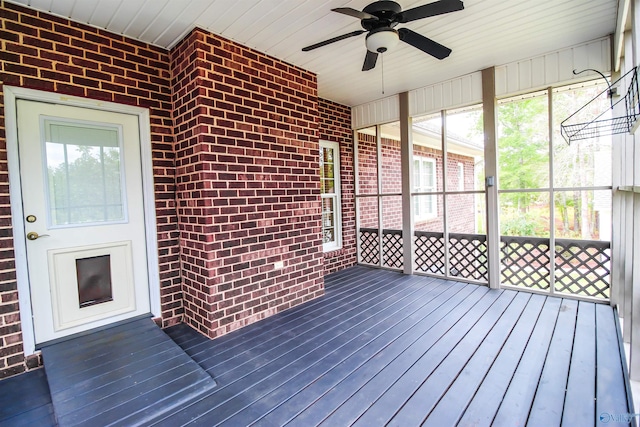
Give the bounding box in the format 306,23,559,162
4,86,162,355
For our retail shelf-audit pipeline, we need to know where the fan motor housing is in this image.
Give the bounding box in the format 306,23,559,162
361,0,402,30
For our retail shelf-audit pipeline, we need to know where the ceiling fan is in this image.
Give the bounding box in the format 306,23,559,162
302,0,464,71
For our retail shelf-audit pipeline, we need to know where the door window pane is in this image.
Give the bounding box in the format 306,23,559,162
44,120,126,226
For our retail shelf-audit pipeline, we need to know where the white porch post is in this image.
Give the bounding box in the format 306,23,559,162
399,92,414,275
482,67,500,289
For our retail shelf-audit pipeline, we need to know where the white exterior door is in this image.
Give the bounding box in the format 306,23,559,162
17,100,151,344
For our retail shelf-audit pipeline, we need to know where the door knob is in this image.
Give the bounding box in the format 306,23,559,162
26,232,49,241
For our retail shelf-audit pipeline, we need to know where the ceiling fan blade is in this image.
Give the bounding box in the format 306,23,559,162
398,28,452,59
332,7,378,21
397,0,464,23
302,30,366,51
362,50,378,71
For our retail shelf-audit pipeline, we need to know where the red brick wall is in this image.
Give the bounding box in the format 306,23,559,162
0,2,180,377
356,131,477,232
319,99,357,274
170,29,324,339
0,3,353,377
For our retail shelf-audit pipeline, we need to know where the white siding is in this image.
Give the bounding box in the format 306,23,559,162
351,95,400,130
495,37,611,97
352,73,483,129
352,37,612,128
408,72,483,118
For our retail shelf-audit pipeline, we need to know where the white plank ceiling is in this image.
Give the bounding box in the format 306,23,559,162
5,0,618,107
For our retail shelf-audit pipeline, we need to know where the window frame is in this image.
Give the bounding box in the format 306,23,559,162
413,156,437,221
320,140,342,252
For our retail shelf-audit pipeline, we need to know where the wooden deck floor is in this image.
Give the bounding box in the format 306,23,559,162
41,317,217,427
158,266,632,426
0,368,55,427
0,266,632,426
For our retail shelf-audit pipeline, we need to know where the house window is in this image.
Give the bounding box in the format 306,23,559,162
457,163,464,191
413,156,436,220
320,141,342,251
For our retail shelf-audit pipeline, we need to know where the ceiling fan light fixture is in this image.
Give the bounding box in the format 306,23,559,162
365,28,399,53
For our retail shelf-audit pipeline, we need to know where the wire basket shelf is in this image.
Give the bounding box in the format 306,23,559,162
561,67,639,144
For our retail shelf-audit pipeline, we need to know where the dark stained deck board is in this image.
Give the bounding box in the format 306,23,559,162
52,340,189,405
167,266,370,352
490,296,563,426
384,290,529,426
595,303,631,421
457,293,548,426
207,272,434,381
0,369,56,427
218,281,477,427
173,268,407,363
1,266,631,427
0,403,56,427
424,291,534,425
40,317,217,427
154,272,452,425
324,288,508,427
526,298,579,426
204,271,429,380
160,266,631,427
47,330,180,392
249,282,481,427
562,301,597,426
165,267,400,371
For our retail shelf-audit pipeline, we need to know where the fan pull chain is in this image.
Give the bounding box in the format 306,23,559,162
381,53,385,94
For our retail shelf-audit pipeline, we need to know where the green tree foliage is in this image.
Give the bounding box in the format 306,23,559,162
552,85,610,239
495,83,610,239
498,96,549,195
497,95,549,236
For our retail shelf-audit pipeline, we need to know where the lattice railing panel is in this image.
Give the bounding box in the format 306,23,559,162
449,233,488,282
555,239,610,299
359,228,379,265
500,236,551,290
414,231,445,275
363,228,611,300
383,230,403,269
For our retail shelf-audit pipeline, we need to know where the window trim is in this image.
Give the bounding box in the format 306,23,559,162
320,140,342,252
